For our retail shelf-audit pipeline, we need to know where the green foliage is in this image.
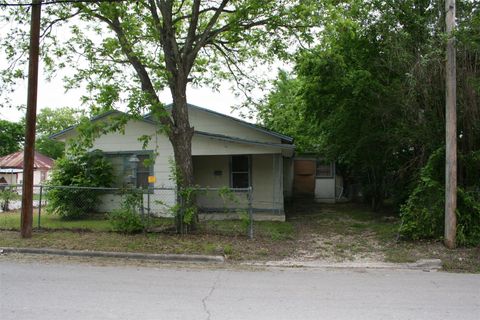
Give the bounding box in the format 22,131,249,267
400,149,480,246
239,211,251,235
46,150,114,219
28,107,83,159
0,186,20,212
223,244,234,256
0,119,23,156
257,71,320,153
260,0,480,214
174,186,199,228
108,189,145,234
35,136,65,160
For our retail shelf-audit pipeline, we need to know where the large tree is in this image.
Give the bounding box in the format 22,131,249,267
0,119,23,156
259,0,480,211
21,107,83,158
1,1,319,221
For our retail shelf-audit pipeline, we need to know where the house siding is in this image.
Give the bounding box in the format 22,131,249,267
193,154,284,215
188,108,281,144
192,135,283,156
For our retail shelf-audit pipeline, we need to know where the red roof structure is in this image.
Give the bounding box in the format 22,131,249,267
0,151,54,170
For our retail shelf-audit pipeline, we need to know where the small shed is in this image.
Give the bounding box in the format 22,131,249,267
292,155,343,203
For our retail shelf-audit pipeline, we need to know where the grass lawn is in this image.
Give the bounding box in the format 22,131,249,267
0,210,111,231
1,203,478,272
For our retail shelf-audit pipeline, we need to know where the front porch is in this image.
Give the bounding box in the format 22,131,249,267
193,154,288,221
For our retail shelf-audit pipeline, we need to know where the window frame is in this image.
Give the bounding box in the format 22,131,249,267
104,151,154,189
315,158,334,179
230,155,251,189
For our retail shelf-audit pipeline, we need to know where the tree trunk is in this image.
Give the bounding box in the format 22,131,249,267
168,78,196,233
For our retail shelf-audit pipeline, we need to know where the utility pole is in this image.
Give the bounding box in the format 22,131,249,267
21,0,42,238
445,0,457,249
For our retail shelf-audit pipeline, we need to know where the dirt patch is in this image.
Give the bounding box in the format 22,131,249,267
1,202,479,272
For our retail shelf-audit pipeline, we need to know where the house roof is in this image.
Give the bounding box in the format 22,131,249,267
51,104,294,144
0,151,54,170
50,110,157,139
195,131,295,150
155,103,294,143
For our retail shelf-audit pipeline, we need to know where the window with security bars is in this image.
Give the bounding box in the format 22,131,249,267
106,153,153,188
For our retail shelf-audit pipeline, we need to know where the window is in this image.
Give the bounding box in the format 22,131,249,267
136,154,151,189
316,159,333,178
106,153,153,188
231,155,250,188
40,171,47,182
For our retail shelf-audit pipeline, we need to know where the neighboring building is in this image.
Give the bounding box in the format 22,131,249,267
51,104,295,221
292,155,343,203
0,151,54,185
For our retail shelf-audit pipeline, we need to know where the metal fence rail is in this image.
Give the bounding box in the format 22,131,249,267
0,184,255,238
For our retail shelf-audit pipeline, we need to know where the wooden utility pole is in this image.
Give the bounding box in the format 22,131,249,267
21,0,42,238
444,0,457,249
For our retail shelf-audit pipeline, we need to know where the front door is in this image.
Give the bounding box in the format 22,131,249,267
293,159,315,197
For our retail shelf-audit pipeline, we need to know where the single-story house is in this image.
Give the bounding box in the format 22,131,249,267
0,150,54,185
51,104,295,221
292,155,343,203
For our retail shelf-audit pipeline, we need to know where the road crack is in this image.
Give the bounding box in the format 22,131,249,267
202,272,221,320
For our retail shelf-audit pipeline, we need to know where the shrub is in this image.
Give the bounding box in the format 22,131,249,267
46,150,114,219
108,189,145,233
400,149,480,246
108,208,145,234
0,186,20,212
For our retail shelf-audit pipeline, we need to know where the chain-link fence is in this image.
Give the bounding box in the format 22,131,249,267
0,184,254,238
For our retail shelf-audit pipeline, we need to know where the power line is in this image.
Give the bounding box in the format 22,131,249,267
0,0,130,7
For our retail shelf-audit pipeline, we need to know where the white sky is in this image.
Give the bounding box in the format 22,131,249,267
0,70,249,122
0,14,290,125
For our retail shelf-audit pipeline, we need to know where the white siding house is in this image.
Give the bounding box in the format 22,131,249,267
0,151,54,186
51,104,295,220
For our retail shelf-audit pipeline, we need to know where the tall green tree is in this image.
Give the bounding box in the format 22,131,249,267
0,119,23,156
257,70,320,153
260,0,480,214
23,107,83,159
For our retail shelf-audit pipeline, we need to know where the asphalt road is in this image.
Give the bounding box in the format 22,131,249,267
1,259,479,320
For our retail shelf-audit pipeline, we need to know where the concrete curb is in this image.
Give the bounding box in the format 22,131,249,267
246,259,443,271
0,247,225,264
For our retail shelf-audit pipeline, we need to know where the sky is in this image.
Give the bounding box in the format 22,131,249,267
0,67,250,123
0,10,289,125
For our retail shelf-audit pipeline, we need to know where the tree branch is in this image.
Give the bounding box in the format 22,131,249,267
40,9,81,40
182,0,200,58
186,0,229,72
87,9,173,128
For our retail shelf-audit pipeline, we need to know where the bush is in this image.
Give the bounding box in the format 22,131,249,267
46,150,114,219
108,208,145,234
400,149,480,246
0,186,20,212
108,190,145,233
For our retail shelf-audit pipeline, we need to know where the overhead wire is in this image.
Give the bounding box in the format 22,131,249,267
0,0,131,7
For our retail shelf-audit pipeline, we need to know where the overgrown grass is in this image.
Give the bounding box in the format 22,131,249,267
0,211,296,261
1,203,478,272
0,211,110,231
202,220,295,240
0,210,171,232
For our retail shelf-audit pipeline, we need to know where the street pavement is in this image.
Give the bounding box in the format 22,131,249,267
1,259,479,320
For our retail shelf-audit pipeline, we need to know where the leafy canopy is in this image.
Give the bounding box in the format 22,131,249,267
0,119,23,156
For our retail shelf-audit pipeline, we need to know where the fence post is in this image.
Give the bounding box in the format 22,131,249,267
180,190,184,234
37,185,43,229
248,186,253,239
147,186,151,228
139,188,146,233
